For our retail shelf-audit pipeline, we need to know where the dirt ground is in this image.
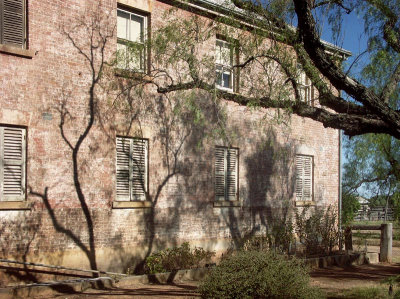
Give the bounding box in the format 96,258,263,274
32,262,400,299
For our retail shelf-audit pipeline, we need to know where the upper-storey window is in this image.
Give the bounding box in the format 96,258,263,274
215,38,236,92
117,6,147,72
297,65,313,105
0,0,27,48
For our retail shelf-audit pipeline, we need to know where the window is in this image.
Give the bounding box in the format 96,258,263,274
116,137,148,201
295,155,313,202
297,65,313,105
0,126,26,201
117,7,147,71
0,0,26,48
215,38,236,91
215,147,238,201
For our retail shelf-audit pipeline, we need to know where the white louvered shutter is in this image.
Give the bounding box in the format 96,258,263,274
131,138,147,201
226,148,238,200
215,147,225,201
116,137,131,201
215,147,238,201
1,0,26,48
295,155,313,201
0,126,26,201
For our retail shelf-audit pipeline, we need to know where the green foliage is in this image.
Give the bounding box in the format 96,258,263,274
198,251,323,299
342,192,361,225
144,242,215,274
340,286,390,299
295,206,339,255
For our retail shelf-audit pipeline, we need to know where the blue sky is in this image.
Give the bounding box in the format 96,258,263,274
319,9,369,78
317,10,371,196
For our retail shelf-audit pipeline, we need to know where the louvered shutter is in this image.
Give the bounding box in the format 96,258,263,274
1,0,26,48
215,147,238,201
226,148,238,200
116,137,131,201
0,126,26,201
295,155,313,201
116,137,148,201
215,147,225,201
131,138,147,201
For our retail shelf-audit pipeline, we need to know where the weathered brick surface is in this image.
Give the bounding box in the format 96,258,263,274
0,0,339,274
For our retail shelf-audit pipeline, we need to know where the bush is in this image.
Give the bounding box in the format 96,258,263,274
198,251,322,299
295,205,339,255
144,242,215,274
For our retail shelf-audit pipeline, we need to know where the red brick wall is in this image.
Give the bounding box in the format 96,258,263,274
0,0,339,274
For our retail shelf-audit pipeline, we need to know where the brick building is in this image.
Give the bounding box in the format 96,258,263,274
0,0,348,275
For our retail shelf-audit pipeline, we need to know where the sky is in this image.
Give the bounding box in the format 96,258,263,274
317,9,371,197
319,9,369,77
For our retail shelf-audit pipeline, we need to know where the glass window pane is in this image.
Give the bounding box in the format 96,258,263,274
117,43,127,68
130,14,144,42
216,70,223,86
222,71,232,88
216,40,223,64
117,10,129,39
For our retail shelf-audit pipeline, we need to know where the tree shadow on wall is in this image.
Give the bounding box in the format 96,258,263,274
29,3,115,277
109,87,222,274
221,126,297,250
0,212,41,285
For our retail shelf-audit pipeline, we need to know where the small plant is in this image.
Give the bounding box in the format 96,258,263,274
241,220,295,254
295,205,339,255
144,242,215,274
199,250,323,299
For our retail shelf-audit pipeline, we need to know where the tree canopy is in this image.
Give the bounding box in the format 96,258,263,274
130,0,400,139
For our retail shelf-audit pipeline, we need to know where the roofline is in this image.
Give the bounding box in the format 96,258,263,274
172,0,352,58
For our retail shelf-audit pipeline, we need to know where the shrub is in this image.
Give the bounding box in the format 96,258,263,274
198,250,323,299
295,205,339,255
144,242,215,274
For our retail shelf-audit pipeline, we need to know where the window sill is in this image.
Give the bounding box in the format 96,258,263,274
0,44,35,58
214,200,241,208
0,201,31,210
113,201,152,209
295,201,315,207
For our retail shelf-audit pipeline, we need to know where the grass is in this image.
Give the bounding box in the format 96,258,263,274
326,286,391,299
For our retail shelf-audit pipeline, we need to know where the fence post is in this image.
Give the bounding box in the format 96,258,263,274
380,223,392,263
344,227,353,251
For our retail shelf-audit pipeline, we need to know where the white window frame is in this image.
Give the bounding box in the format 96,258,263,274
215,147,238,201
215,38,235,92
295,154,313,202
116,136,148,201
117,7,148,72
0,125,26,201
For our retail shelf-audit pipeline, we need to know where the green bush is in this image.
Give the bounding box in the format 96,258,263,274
144,242,215,274
198,251,323,299
295,205,339,255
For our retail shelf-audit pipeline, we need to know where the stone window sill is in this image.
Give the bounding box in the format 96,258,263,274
0,201,31,210
112,201,152,209
0,44,35,58
295,201,316,207
214,200,241,208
